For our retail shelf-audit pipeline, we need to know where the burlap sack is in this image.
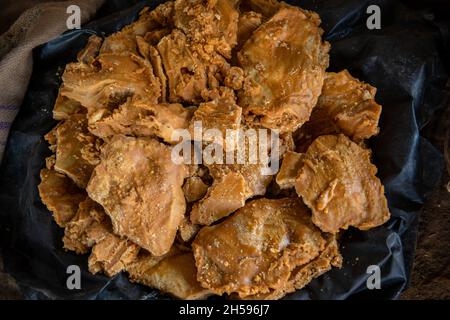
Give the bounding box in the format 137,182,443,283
0,0,104,160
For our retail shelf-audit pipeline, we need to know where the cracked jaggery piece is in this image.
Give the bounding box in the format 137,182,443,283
38,169,86,227
148,44,168,102
63,197,110,254
156,28,235,104
192,198,326,298
178,216,201,242
127,247,211,299
63,197,139,276
136,36,169,103
157,30,208,103
77,35,102,64
86,135,187,256
174,0,239,59
234,11,262,54
295,70,382,152
88,233,140,277
276,151,304,189
208,161,272,200
157,28,235,103
295,134,390,233
53,114,98,188
61,52,161,117
88,100,193,144
52,92,83,121
191,137,274,226
244,235,342,299
238,6,329,133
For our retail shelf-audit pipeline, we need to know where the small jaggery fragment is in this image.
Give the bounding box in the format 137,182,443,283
178,216,201,242
190,171,246,225
183,176,209,203
276,151,304,189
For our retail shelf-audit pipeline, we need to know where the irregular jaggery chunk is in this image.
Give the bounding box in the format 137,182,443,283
190,98,242,135
86,135,187,256
238,7,329,133
127,247,211,299
208,161,272,200
295,70,382,151
38,169,86,227
192,198,326,298
63,198,139,276
295,134,390,233
157,30,208,103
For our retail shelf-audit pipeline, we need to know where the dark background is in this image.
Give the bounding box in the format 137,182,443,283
0,0,448,300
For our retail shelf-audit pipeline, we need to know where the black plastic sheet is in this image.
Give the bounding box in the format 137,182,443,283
0,0,448,300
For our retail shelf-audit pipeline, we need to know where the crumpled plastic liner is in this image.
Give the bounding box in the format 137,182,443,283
0,0,448,300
